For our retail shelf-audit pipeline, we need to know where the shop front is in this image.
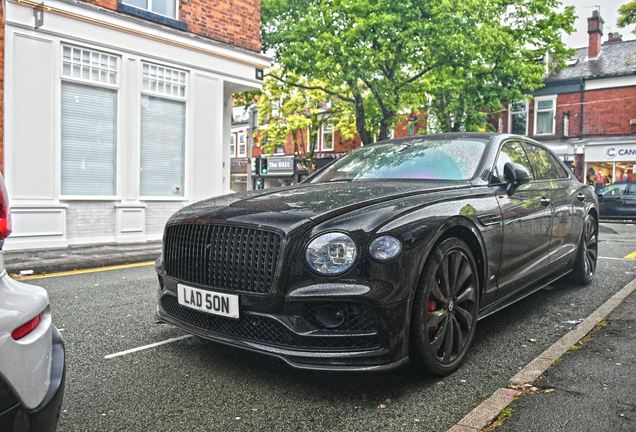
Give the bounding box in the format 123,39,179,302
583,142,636,186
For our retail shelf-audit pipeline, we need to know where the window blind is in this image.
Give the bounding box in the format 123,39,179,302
61,82,117,196
140,95,185,197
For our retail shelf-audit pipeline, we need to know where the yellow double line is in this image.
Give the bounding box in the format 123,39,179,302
11,262,155,280
626,251,636,260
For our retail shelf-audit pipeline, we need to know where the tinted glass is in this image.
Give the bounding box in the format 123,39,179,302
492,141,534,183
524,144,561,180
602,184,628,196
628,184,636,195
550,154,569,179
309,139,487,182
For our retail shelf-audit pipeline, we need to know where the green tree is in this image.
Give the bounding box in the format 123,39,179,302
262,0,576,137
257,72,356,173
618,1,636,32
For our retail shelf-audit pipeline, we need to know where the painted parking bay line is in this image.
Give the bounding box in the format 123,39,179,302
625,251,636,259
105,334,194,359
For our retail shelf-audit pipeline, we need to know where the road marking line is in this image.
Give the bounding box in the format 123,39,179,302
599,256,634,261
105,335,194,359
625,251,636,260
11,261,155,280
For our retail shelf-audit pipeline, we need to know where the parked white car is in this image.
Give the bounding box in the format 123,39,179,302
0,173,65,431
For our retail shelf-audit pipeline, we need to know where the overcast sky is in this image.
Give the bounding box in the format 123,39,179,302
561,0,635,48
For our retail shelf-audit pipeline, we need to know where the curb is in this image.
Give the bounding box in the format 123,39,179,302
447,276,636,432
5,251,161,275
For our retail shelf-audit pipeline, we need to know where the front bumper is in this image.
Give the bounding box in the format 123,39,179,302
0,326,66,432
155,286,411,371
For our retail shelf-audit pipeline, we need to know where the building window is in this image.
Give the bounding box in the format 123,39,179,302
232,106,250,123
508,101,528,135
274,145,285,154
408,123,415,135
321,124,334,151
534,96,556,135
122,0,177,19
238,132,247,157
62,46,118,85
230,133,236,157
140,63,186,197
61,46,118,196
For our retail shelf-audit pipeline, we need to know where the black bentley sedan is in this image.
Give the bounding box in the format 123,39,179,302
154,133,599,375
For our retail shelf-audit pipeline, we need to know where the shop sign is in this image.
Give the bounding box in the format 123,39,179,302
262,157,294,176
586,144,636,162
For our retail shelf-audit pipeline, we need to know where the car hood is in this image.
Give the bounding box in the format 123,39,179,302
168,180,471,234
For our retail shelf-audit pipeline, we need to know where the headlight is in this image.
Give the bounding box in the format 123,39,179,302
368,235,403,261
305,232,358,275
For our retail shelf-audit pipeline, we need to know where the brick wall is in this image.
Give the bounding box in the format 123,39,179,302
494,87,636,141
77,0,261,52
145,201,186,235
65,201,117,240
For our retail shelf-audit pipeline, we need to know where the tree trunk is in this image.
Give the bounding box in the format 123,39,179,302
353,93,372,145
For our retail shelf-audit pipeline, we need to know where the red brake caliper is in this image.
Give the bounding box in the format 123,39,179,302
428,300,437,335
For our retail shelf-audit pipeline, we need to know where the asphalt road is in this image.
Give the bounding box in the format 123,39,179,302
26,223,636,432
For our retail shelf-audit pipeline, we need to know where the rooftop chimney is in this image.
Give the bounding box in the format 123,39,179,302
607,32,622,43
588,10,604,59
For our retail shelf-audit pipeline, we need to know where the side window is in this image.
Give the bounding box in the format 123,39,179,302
603,184,627,196
550,154,569,179
523,144,561,180
628,184,636,195
492,141,534,184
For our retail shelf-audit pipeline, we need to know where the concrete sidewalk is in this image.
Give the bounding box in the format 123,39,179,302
448,278,636,432
3,241,162,275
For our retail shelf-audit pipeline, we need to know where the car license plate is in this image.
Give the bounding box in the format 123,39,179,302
177,284,239,319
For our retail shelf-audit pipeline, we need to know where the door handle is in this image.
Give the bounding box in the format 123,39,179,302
540,197,551,206
577,193,585,202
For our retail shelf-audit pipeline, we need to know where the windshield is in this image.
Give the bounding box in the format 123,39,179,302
309,139,487,183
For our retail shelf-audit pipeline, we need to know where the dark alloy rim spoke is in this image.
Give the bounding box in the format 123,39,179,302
439,257,451,298
454,259,471,297
430,317,449,353
455,285,476,305
430,280,447,304
441,317,455,363
427,310,446,329
451,315,464,354
453,304,473,331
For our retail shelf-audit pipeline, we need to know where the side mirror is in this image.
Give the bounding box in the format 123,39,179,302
597,192,604,201
504,162,532,195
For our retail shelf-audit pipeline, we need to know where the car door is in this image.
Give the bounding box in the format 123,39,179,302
522,143,578,268
598,183,628,218
492,141,553,299
619,183,636,219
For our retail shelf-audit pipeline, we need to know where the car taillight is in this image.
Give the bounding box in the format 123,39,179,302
0,173,11,241
12,313,43,340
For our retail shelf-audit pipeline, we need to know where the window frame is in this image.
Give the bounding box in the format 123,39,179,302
121,0,180,20
60,44,120,200
533,95,557,136
321,123,334,152
237,132,247,157
230,133,237,158
508,100,528,136
139,61,188,200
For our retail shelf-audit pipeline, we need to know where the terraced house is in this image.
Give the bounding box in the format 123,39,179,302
1,0,269,250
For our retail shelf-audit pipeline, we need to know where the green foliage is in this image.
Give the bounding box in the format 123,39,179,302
618,1,636,30
261,0,577,136
256,71,355,172
423,0,577,132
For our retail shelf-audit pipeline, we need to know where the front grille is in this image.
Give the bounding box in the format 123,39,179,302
164,224,282,294
161,295,379,351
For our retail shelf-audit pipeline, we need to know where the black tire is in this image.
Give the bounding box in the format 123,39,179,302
565,213,598,286
410,238,480,376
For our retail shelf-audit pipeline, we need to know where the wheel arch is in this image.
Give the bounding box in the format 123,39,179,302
410,216,488,300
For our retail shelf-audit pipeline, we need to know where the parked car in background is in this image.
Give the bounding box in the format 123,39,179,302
154,133,598,375
597,181,636,220
0,173,65,431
